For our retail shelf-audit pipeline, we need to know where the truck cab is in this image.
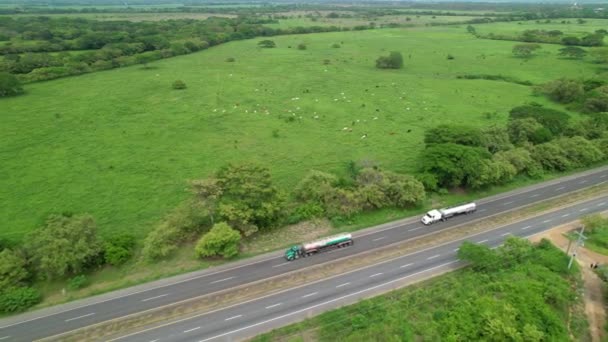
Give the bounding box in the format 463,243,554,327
421,209,443,225
284,245,301,261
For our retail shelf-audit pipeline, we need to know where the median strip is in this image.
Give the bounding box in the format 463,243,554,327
41,181,608,342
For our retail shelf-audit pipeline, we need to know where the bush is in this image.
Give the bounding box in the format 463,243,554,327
375,51,403,69
172,80,187,90
258,40,276,48
195,222,241,259
225,57,235,62
538,79,584,103
67,275,89,290
0,287,42,313
297,43,307,50
0,249,28,289
0,72,24,97
331,43,341,48
104,244,131,266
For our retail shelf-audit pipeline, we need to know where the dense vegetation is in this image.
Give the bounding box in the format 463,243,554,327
253,237,588,341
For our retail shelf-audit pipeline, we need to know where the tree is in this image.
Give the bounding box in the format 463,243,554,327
558,46,587,59
538,79,584,103
512,44,541,58
507,118,544,145
590,48,608,64
424,125,484,147
469,158,517,189
580,33,605,47
509,105,570,135
195,222,241,258
481,126,513,153
24,214,102,279
0,72,23,97
457,241,498,272
135,53,155,68
494,148,542,177
419,143,491,188
466,25,476,35
258,40,276,48
297,43,307,50
214,164,285,235
0,249,28,289
561,36,581,45
375,51,403,69
104,234,136,266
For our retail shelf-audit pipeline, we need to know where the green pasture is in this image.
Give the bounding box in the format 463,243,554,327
0,12,235,21
474,18,608,37
0,26,600,243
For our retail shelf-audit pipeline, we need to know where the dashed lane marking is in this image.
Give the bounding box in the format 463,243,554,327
225,315,242,321
369,273,383,278
184,327,201,333
265,303,282,309
478,239,488,244
64,313,95,322
373,236,386,242
272,263,290,268
408,227,422,232
141,294,169,302
210,277,235,284
522,226,531,230
336,282,350,288
302,292,318,298
427,254,440,260
400,263,413,268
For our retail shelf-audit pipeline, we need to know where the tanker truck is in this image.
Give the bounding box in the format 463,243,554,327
284,233,353,261
421,202,477,225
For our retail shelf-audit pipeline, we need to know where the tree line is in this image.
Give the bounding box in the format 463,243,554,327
0,15,373,84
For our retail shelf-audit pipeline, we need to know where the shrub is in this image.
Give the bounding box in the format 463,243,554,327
447,54,455,60
0,287,42,313
172,80,187,90
258,40,276,48
104,244,131,266
375,51,403,69
297,43,307,50
67,275,89,290
0,72,24,97
0,249,28,289
195,222,241,259
331,43,341,48
225,57,235,62
538,79,584,103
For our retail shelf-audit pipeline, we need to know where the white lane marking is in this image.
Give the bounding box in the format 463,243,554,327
562,214,570,218
272,262,290,268
542,219,552,223
64,313,95,322
373,236,386,242
478,239,488,244
210,277,235,284
579,180,587,184
369,273,383,278
598,202,606,206
336,282,350,288
408,227,422,232
149,340,158,342
555,186,565,191
141,293,169,302
302,292,318,298
580,208,589,212
198,261,460,342
453,248,459,252
522,226,531,230
478,208,487,212
427,254,440,260
501,232,511,237
225,315,242,321
184,327,201,333
529,194,539,198
265,303,282,309
503,201,513,205
601,174,608,178
0,337,10,340
400,263,413,268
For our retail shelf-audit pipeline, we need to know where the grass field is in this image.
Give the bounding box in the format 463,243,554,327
265,15,484,29
474,18,608,37
0,12,236,21
1,24,603,244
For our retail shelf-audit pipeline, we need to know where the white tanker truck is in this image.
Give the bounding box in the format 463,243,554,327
421,202,477,225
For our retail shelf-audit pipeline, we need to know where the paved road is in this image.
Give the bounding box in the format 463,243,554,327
114,195,608,342
0,166,607,341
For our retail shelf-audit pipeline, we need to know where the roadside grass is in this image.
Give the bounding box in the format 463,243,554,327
2,26,600,245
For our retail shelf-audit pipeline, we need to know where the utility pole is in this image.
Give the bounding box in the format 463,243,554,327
568,225,587,270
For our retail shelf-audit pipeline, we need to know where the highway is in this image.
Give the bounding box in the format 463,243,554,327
113,195,608,342
0,166,607,342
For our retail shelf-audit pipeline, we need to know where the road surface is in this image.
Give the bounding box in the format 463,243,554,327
0,166,607,341
114,195,608,342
